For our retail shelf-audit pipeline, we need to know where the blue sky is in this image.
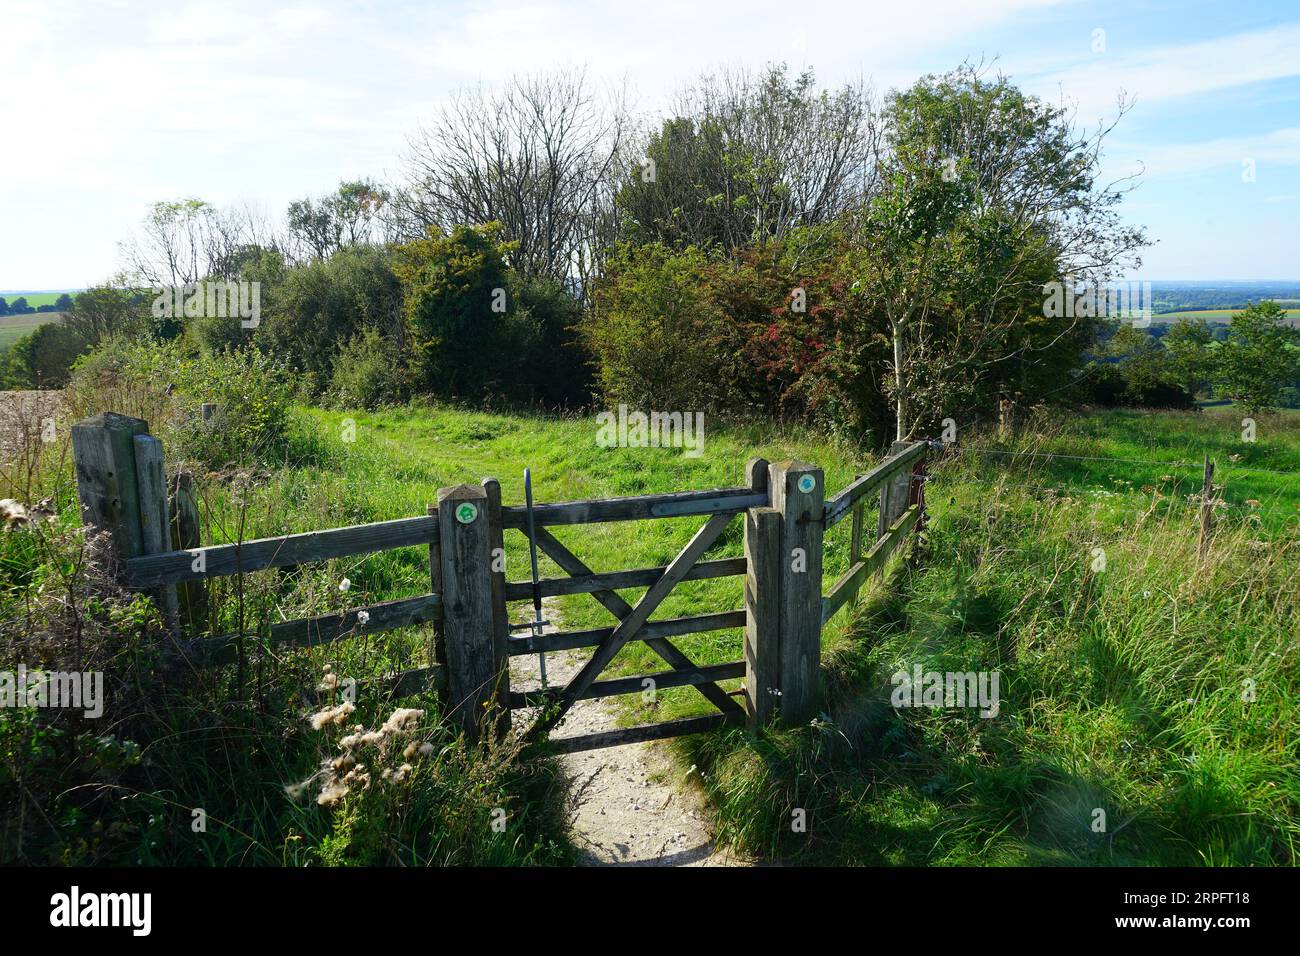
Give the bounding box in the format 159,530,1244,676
1,0,1297,288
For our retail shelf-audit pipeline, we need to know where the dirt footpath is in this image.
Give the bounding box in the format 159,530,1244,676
510,646,748,867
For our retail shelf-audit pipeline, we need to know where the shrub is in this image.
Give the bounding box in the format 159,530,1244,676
254,245,403,390
326,327,415,409
394,223,523,398
63,338,301,469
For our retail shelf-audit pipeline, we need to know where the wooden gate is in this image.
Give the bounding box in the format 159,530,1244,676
70,412,928,754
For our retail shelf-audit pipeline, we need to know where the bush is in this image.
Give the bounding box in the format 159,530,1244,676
326,327,415,409
64,338,301,469
394,223,528,399
254,245,403,391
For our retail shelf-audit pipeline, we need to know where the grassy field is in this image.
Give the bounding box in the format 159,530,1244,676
0,292,71,309
8,397,1296,865
0,312,60,351
157,401,1296,866
1153,304,1300,324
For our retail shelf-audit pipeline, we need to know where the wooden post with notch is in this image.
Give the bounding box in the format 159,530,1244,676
437,483,506,741
71,412,150,563
169,472,207,633
133,433,180,633
743,457,780,730
71,413,180,632
768,459,823,726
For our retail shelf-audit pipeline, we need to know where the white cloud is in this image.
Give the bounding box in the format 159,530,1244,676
1021,21,1300,121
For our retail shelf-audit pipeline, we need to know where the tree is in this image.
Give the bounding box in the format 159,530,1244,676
394,223,525,397
617,65,878,250
853,65,1148,440
120,199,278,286
1163,317,1215,398
63,285,150,344
1213,301,1300,414
8,297,31,314
286,179,390,262
401,68,627,289
53,293,74,312
253,245,401,387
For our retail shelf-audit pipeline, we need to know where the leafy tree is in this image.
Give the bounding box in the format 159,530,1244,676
617,65,875,250
853,65,1147,439
1213,301,1300,414
8,297,30,314
1162,318,1215,398
394,223,525,398
53,293,74,312
63,285,151,345
0,297,8,316
254,244,402,389
286,180,390,262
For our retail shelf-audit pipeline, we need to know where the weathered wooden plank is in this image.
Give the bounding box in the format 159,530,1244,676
821,504,920,625
501,487,765,528
531,511,737,737
510,661,745,708
132,434,179,633
878,440,914,538
438,483,504,741
71,412,150,561
502,556,746,602
545,711,743,754
770,459,823,726
181,593,444,667
507,610,747,655
823,441,925,528
528,527,743,715
744,504,781,730
482,478,510,723
125,514,440,587
168,471,207,633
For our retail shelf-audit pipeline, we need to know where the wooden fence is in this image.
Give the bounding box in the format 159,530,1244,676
71,411,927,753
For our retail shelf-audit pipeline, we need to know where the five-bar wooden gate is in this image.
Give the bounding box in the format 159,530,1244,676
72,412,928,754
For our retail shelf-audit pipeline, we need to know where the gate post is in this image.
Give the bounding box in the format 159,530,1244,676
71,412,178,631
768,459,824,726
878,440,912,537
437,483,507,742
743,458,780,731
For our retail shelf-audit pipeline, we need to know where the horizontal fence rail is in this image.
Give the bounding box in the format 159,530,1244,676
510,660,746,709
501,486,767,528
507,609,747,655
823,441,926,529
546,711,745,754
181,592,444,667
126,515,441,588
503,556,746,602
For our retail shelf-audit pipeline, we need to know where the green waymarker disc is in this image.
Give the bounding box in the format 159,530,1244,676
455,502,479,524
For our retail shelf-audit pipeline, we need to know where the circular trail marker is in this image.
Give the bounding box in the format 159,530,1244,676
797,474,816,494
455,502,479,524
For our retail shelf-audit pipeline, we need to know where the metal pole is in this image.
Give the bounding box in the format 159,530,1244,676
524,468,548,688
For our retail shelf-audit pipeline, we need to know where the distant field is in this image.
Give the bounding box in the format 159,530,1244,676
0,293,69,309
0,312,61,351
1152,304,1300,324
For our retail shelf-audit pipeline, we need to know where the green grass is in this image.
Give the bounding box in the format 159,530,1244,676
0,312,59,350
7,397,1296,865
0,293,70,309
